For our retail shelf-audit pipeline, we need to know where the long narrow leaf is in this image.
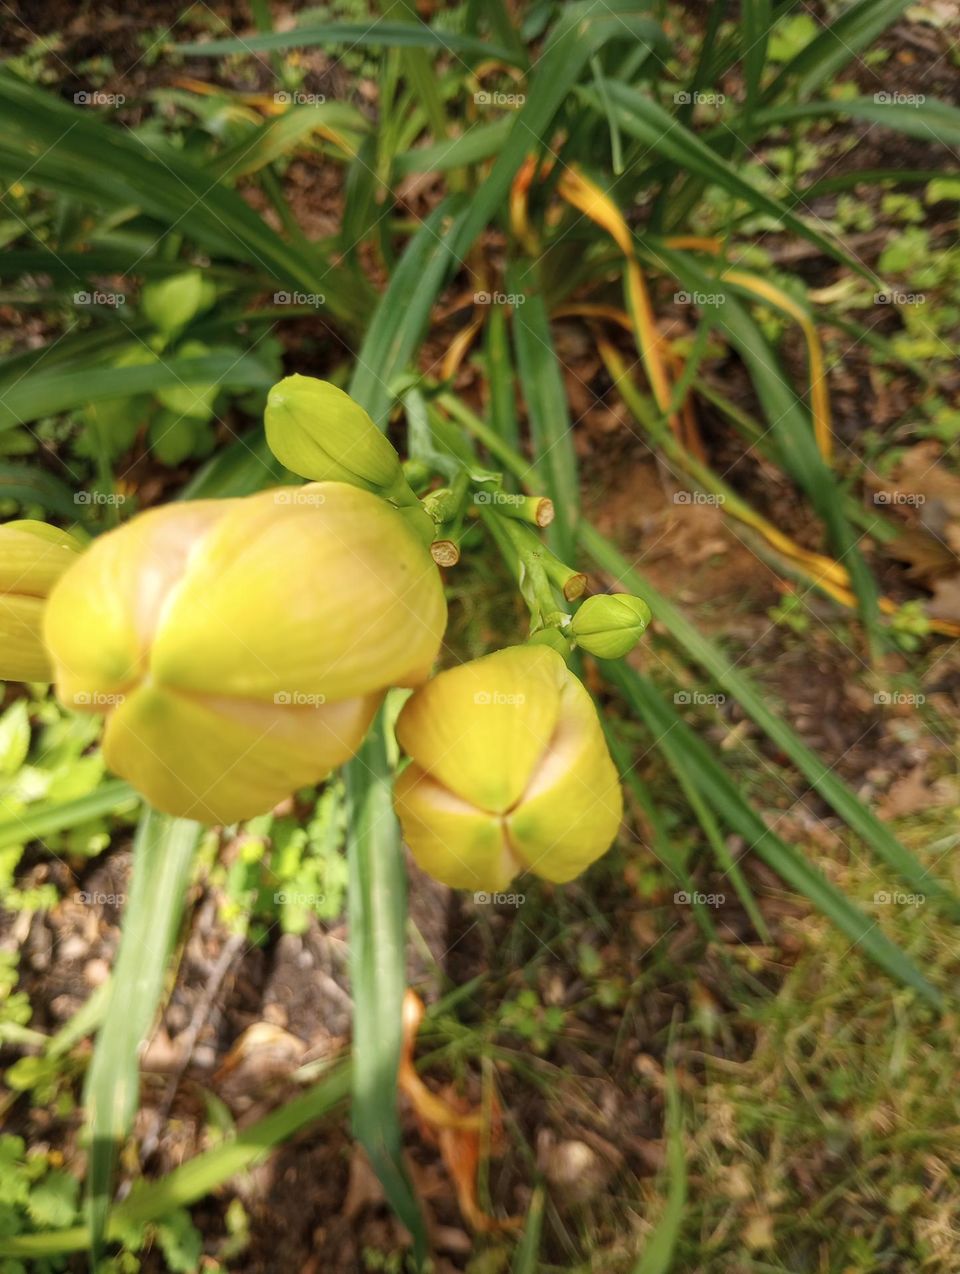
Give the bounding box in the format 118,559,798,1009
607,661,941,1006
582,522,957,915
0,1063,350,1257
345,722,427,1263
84,810,201,1257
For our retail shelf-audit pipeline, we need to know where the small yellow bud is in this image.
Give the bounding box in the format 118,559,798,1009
0,521,82,681
44,484,447,823
570,593,651,659
265,375,411,503
394,645,622,892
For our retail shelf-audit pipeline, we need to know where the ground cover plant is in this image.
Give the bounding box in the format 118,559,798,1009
0,0,959,1270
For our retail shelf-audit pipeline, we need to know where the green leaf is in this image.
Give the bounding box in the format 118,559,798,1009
651,245,883,652
605,659,942,1007
0,463,83,520
177,21,524,63
0,781,138,853
581,522,958,919
0,701,31,777
508,262,578,563
85,810,201,1258
0,71,357,329
26,1172,80,1230
348,198,468,426
0,354,273,432
345,721,427,1263
764,0,913,101
582,82,872,279
752,95,960,151
449,2,667,259
0,1063,350,1257
511,1185,545,1273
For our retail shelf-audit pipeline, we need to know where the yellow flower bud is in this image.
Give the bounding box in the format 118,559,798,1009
570,593,651,659
394,645,622,891
0,520,82,682
265,375,411,503
44,484,447,824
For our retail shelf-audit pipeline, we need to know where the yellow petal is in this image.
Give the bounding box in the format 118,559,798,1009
150,484,446,702
394,763,519,891
104,683,381,823
395,645,565,813
44,500,231,699
507,674,622,882
0,595,52,681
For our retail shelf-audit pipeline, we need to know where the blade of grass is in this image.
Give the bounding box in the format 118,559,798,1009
85,810,201,1260
511,1185,545,1274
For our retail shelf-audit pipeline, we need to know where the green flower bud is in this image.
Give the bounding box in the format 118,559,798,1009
265,375,411,503
570,593,651,659
0,521,83,681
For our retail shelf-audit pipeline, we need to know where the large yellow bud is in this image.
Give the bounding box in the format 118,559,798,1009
44,484,447,824
394,646,622,892
0,520,82,682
